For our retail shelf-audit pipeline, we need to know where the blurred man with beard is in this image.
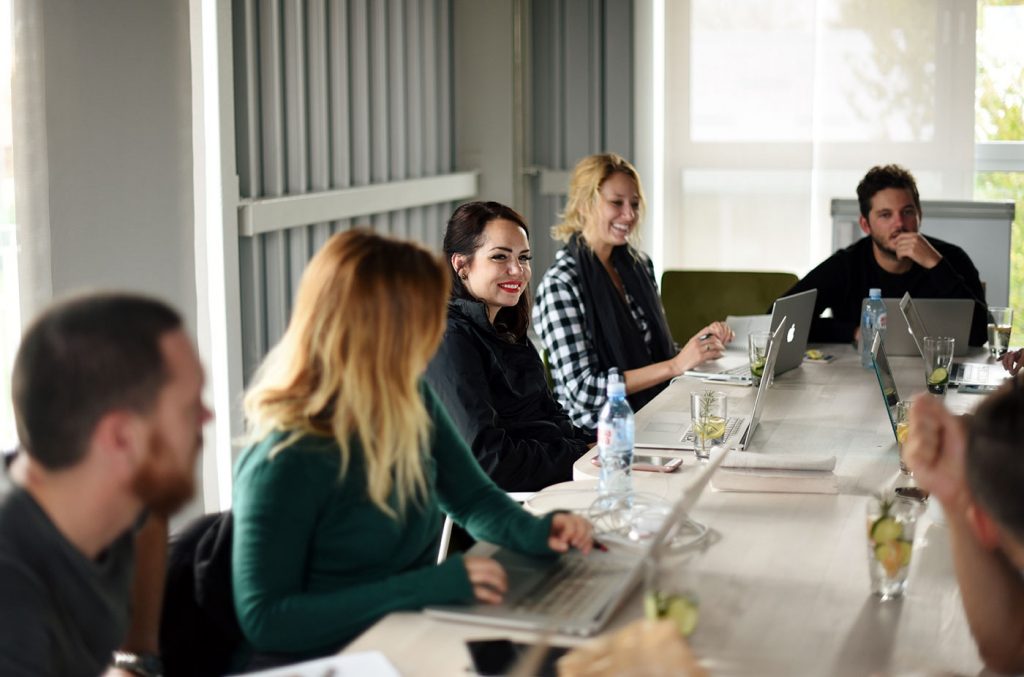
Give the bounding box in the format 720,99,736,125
906,379,1024,673
780,164,988,345
0,293,210,677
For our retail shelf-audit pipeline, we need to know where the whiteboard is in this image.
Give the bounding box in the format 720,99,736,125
831,199,1015,307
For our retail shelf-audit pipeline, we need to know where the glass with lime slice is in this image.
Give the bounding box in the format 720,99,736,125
690,390,727,462
643,553,701,637
922,337,955,395
866,493,920,600
748,331,770,386
895,400,911,474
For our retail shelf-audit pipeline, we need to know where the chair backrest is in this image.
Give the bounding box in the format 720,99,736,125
660,270,799,344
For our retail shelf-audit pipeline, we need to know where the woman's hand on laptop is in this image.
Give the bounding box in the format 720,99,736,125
464,556,508,604
673,323,733,373
1001,348,1023,376
704,321,735,345
548,513,594,555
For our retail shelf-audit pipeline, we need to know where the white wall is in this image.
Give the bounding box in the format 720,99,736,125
14,0,200,523
16,0,196,331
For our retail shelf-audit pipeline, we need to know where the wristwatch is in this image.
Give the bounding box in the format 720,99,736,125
111,651,164,677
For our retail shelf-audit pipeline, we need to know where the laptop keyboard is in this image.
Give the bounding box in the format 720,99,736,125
681,416,745,446
723,364,751,377
512,556,607,616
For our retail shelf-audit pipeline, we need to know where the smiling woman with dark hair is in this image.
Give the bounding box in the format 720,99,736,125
425,202,593,492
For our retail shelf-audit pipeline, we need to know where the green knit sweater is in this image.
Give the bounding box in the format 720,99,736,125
231,384,557,656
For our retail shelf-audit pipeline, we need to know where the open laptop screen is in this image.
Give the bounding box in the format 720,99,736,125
898,292,927,358
739,318,786,449
870,331,900,442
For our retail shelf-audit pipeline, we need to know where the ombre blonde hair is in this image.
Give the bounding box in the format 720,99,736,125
551,153,647,248
243,229,450,518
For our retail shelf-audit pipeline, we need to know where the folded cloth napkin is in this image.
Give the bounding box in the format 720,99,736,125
711,468,838,494
721,452,836,473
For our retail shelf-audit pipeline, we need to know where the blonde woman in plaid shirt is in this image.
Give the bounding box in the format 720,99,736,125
533,153,733,430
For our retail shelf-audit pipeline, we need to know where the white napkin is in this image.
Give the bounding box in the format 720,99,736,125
711,468,839,494
722,452,836,473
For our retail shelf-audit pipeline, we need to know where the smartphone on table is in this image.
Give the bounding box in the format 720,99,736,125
591,453,683,473
466,639,569,676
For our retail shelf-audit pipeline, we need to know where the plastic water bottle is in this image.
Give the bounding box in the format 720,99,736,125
861,288,887,368
597,369,635,497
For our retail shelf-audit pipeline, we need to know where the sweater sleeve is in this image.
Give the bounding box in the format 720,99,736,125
781,252,859,343
425,385,556,555
426,329,588,492
231,442,475,654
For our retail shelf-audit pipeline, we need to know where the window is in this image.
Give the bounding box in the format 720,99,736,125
656,0,977,278
975,0,1024,342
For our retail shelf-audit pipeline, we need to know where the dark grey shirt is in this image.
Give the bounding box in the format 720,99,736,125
0,462,135,677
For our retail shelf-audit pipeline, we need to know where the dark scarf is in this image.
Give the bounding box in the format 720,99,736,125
567,233,676,412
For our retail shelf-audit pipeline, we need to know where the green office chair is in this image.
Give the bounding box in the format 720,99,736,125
660,270,799,344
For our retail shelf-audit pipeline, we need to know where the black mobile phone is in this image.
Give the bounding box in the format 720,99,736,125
465,639,569,676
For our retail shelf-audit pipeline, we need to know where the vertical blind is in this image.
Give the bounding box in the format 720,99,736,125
232,0,455,378
527,0,634,276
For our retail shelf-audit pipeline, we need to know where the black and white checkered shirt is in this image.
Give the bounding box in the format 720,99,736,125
533,247,660,430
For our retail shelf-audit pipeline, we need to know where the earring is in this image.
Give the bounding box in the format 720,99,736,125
459,271,468,281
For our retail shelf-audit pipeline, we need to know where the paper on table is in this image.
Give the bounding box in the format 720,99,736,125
711,468,838,494
237,651,401,677
723,314,772,352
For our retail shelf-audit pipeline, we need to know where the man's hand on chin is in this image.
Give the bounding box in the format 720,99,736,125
894,232,942,269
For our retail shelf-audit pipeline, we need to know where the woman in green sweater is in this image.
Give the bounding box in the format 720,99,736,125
231,229,593,663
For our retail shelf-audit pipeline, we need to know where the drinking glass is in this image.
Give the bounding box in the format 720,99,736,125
895,400,911,475
866,494,919,600
643,551,700,637
987,307,1013,358
748,331,770,387
690,391,727,462
922,336,955,395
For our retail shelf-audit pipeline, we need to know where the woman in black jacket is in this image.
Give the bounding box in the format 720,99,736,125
426,201,594,492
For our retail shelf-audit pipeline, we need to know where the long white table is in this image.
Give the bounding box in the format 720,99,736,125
345,346,1001,675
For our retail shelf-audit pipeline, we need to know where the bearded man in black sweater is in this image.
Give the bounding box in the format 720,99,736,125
782,164,987,346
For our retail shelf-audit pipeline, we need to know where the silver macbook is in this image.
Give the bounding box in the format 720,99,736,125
636,320,786,452
423,449,730,636
684,289,816,384
898,292,1006,390
867,296,972,357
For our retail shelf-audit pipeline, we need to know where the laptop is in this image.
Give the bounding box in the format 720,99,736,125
869,331,902,443
635,319,786,452
683,289,816,384
864,296,972,357
898,292,1006,390
423,448,730,636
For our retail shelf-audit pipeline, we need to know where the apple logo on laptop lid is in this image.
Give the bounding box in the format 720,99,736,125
787,323,796,343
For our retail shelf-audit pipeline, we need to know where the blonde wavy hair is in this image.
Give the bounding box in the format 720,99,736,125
551,153,647,247
243,229,450,518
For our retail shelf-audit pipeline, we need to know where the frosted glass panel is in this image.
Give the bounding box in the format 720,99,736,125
690,0,941,143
